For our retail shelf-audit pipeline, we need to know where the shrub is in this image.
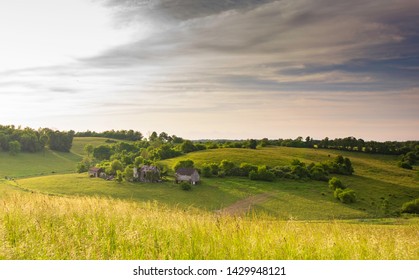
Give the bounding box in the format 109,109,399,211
249,166,275,182
335,188,356,204
291,164,310,179
201,164,212,178
309,165,329,181
208,163,219,176
328,177,344,190
219,160,236,176
180,182,192,191
239,163,258,177
401,198,419,214
398,161,413,170
173,159,194,171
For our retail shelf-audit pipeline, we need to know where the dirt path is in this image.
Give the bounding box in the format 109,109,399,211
216,193,274,215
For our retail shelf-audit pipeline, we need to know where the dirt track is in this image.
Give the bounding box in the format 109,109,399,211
216,193,274,215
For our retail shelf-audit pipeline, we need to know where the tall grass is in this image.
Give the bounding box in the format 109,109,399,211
1,193,418,260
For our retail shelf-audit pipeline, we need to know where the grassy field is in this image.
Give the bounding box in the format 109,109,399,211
4,145,418,220
1,192,417,260
0,137,113,178
11,174,369,220
1,141,418,259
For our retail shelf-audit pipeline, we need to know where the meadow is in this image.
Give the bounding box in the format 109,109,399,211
1,192,418,260
0,137,418,259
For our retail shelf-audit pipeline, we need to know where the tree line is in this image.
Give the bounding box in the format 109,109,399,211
0,125,74,154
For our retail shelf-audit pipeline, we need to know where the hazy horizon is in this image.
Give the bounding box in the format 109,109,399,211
1,0,418,141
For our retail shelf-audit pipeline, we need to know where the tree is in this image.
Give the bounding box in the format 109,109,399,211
219,160,238,176
180,140,197,153
173,159,194,171
239,162,258,176
47,130,73,152
110,159,124,175
148,131,158,142
249,165,275,181
93,145,112,161
123,166,134,182
115,170,123,183
201,164,212,178
334,188,356,204
328,177,344,190
84,144,94,157
8,140,21,156
248,139,257,149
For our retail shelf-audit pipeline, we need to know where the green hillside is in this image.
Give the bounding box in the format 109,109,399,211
6,145,418,220
1,142,418,260
0,137,113,178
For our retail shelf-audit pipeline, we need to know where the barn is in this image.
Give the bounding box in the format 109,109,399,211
175,168,200,185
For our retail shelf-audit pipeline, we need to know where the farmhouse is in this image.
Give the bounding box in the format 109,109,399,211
133,165,161,183
175,168,200,185
88,167,103,178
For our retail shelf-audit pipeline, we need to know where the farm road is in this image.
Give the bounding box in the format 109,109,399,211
217,193,274,215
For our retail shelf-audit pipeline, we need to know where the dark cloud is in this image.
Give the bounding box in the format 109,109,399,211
102,0,275,24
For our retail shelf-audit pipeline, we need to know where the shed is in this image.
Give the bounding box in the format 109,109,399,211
88,167,103,178
175,168,200,185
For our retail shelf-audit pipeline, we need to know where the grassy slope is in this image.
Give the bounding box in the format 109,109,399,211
161,147,419,216
11,146,419,220
0,137,112,178
1,192,418,260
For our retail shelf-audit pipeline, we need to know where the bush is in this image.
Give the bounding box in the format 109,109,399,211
249,166,275,182
219,160,237,176
328,177,344,190
201,164,212,178
173,159,194,171
291,164,310,179
239,163,258,177
309,166,329,181
334,188,356,204
398,161,413,170
180,182,192,191
401,198,419,214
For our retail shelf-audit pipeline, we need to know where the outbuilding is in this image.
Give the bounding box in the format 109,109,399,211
175,168,200,185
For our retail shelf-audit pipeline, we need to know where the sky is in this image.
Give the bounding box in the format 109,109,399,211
1,0,418,141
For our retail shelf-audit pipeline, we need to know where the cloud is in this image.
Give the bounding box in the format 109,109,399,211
3,0,418,140
83,0,419,95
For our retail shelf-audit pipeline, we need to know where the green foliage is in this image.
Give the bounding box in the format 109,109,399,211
401,198,419,214
8,141,21,156
309,165,329,181
123,166,134,182
151,144,181,160
180,181,192,191
239,162,258,177
326,155,354,175
398,161,413,170
110,160,124,175
399,151,417,169
173,159,195,171
76,157,94,173
219,160,240,176
329,177,344,190
334,188,357,204
249,166,275,182
248,139,257,149
180,140,197,153
93,145,112,161
47,130,74,152
201,164,212,178
84,144,94,157
115,170,123,183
